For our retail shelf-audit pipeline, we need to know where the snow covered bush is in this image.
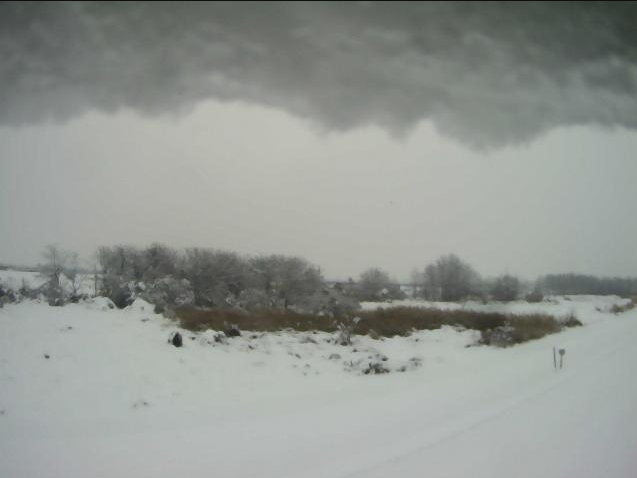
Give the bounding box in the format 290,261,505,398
480,314,564,347
0,283,11,307
482,324,516,347
335,317,360,346
353,267,404,301
561,312,583,327
237,288,271,310
140,276,195,314
304,287,360,317
525,288,544,303
363,362,390,375
103,280,136,309
490,274,520,302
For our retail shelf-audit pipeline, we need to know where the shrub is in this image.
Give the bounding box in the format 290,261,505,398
490,275,520,302
141,276,195,313
562,312,583,327
525,290,544,303
354,268,404,302
303,288,360,317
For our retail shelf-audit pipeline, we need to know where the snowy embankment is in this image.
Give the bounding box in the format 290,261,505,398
0,269,46,291
362,295,633,322
1,284,636,477
0,269,95,296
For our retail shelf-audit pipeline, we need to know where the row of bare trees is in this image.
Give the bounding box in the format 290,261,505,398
41,245,636,312
36,245,526,309
94,244,329,312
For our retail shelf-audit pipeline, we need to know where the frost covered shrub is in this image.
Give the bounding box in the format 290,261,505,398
335,321,354,346
0,284,11,307
237,288,271,310
304,288,360,317
481,314,562,347
562,312,583,327
363,362,390,375
610,301,636,314
482,324,516,347
141,276,195,313
106,281,135,309
18,279,38,300
525,289,544,303
223,322,242,338
490,275,520,302
353,268,404,302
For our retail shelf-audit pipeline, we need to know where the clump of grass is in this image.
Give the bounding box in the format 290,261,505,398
508,314,563,343
354,307,506,336
479,314,564,347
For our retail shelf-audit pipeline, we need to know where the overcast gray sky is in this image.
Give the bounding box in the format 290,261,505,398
1,2,637,280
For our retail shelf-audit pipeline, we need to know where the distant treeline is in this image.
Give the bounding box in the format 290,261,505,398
10,244,636,314
539,274,637,297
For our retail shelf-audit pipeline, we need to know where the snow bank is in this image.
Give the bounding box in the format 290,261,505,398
0,269,96,297
0,269,45,291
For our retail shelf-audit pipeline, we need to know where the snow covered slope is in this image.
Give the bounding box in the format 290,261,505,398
1,296,636,478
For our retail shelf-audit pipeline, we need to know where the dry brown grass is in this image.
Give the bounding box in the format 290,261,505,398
177,307,337,333
176,306,574,346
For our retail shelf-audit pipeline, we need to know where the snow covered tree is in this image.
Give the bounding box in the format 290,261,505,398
183,248,251,307
420,254,480,302
249,255,324,309
355,267,402,302
490,274,520,302
39,244,79,305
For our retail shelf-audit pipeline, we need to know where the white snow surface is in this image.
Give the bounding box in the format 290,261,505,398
1,292,636,477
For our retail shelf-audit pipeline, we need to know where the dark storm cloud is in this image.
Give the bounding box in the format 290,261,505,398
1,1,637,146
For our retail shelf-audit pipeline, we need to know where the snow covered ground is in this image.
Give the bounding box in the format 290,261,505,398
1,286,636,477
